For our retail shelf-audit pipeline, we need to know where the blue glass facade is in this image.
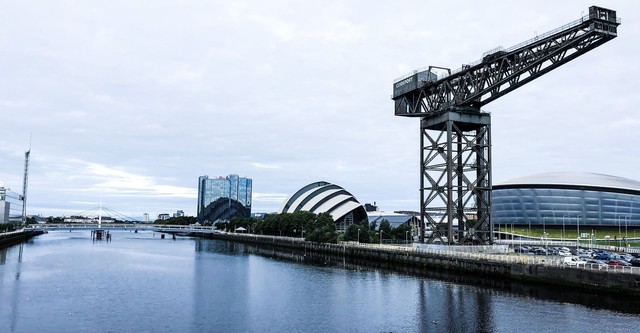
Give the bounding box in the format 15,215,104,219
197,175,252,222
492,187,640,228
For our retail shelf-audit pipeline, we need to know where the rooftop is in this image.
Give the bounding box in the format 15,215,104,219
495,172,640,192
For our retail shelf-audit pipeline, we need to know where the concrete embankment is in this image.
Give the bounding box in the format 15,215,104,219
0,229,45,249
199,232,640,296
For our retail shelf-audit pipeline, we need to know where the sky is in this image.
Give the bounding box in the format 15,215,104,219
1,0,638,220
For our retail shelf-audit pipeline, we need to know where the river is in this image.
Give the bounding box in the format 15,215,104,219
1,230,639,332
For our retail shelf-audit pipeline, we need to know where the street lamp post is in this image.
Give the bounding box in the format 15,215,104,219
512,221,515,249
577,214,581,238
543,217,546,241
357,229,360,243
618,215,621,243
562,215,567,240
625,215,629,239
379,229,383,244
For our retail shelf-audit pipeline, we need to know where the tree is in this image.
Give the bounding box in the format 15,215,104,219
228,217,256,233
391,223,412,242
369,221,377,231
344,224,371,243
154,216,197,225
379,219,392,241
26,216,37,225
306,212,337,243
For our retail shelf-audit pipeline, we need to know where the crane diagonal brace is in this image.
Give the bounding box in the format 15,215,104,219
394,6,620,116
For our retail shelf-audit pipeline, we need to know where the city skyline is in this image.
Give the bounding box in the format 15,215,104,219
1,1,639,219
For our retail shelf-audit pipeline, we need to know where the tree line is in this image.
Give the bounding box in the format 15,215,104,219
214,212,414,244
217,211,338,243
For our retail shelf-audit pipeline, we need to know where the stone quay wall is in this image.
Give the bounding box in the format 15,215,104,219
0,229,45,249
202,232,640,296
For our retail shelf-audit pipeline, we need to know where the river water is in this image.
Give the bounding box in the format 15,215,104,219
0,230,639,333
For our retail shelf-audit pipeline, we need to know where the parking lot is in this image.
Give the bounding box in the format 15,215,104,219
510,244,640,269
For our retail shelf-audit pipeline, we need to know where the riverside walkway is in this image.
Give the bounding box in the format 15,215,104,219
201,232,640,276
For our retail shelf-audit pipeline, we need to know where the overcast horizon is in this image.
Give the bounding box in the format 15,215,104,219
2,1,639,220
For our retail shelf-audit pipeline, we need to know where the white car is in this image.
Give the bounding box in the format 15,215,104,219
557,250,572,256
562,256,587,266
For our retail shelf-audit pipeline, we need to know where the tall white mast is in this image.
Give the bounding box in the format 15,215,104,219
21,137,31,226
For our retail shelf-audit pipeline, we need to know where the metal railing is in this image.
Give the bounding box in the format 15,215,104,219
342,241,640,275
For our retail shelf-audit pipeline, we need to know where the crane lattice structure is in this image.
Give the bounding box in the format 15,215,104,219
392,6,620,245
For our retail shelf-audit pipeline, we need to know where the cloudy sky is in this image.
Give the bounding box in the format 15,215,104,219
1,0,638,219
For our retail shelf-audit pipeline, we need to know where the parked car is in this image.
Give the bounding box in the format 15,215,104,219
607,260,630,267
618,253,634,261
514,246,530,253
586,259,608,268
532,248,547,255
557,250,572,256
562,256,587,266
594,252,613,260
630,258,640,267
577,249,594,257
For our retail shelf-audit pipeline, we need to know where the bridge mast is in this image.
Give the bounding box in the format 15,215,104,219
393,6,620,245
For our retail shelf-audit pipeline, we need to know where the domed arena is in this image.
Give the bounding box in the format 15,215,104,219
280,181,367,231
492,172,640,229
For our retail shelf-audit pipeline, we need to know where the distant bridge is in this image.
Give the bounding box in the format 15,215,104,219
25,224,219,234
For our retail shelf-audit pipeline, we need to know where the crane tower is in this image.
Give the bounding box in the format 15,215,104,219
392,6,620,244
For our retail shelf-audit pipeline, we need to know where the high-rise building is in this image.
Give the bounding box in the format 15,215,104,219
197,175,252,223
0,185,24,224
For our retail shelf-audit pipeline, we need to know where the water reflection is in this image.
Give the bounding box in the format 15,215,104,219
1,233,639,333
194,239,640,316
192,239,251,332
1,243,25,332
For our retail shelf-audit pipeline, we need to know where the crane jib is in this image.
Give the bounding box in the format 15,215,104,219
392,5,620,117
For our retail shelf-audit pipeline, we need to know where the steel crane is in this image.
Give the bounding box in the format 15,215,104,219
392,6,620,244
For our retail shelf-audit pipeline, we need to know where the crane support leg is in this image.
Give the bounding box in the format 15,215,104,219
420,108,492,244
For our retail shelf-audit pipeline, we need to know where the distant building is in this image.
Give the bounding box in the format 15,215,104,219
0,186,24,224
252,212,268,220
197,174,252,223
64,216,91,223
63,216,116,223
174,210,185,218
367,211,421,230
364,203,378,212
158,213,170,220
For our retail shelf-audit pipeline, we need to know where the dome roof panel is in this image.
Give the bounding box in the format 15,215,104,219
495,172,640,192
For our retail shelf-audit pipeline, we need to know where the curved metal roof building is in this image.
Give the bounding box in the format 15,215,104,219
493,172,640,231
280,181,367,231
495,172,640,194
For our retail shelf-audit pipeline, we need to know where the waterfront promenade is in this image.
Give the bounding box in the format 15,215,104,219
197,232,640,295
